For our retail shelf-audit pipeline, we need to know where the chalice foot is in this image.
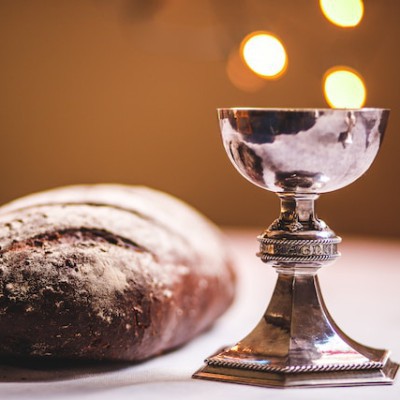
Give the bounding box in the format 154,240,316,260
193,261,398,388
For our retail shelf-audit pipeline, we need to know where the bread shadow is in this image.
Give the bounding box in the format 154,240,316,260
0,357,132,382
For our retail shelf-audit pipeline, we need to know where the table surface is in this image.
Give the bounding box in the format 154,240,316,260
1,229,400,400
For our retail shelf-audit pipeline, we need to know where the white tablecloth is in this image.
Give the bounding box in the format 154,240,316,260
1,229,400,399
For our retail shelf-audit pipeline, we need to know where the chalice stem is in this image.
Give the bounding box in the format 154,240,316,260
193,248,398,387
268,193,327,235
194,197,399,387
237,270,383,367
279,194,318,230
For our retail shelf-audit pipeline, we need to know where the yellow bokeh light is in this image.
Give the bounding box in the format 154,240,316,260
320,0,364,28
226,50,265,92
241,32,287,79
323,67,366,108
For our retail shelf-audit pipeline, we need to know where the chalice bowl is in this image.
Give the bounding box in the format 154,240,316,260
193,108,399,388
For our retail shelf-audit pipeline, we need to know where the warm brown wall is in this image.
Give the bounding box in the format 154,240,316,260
0,0,399,237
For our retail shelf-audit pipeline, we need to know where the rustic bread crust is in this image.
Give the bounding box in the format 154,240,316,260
0,185,235,361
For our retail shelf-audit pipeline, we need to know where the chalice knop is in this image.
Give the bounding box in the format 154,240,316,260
193,108,398,388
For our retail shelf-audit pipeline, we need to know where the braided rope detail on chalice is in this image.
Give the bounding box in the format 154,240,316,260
206,358,383,373
257,237,341,263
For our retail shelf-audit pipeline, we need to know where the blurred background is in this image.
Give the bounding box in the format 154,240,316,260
0,0,399,237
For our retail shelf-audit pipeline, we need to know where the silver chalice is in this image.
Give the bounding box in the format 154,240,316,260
193,108,399,388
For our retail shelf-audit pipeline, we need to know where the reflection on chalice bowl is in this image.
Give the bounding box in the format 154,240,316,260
193,108,399,388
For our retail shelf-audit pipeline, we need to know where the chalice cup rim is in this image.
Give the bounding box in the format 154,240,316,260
216,107,390,195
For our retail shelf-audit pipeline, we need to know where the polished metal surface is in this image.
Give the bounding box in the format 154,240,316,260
219,108,389,194
193,108,398,388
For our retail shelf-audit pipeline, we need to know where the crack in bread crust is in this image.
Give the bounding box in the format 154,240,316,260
0,227,152,256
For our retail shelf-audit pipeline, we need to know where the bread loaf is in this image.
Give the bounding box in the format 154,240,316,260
0,185,235,361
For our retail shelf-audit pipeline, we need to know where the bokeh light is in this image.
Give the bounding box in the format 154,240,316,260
323,67,366,108
226,50,265,92
241,32,287,79
320,0,364,28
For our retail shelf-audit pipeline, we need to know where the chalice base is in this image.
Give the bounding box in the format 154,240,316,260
193,357,398,388
193,273,399,388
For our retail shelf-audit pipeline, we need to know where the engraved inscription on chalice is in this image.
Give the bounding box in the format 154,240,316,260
260,238,339,259
300,242,336,256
